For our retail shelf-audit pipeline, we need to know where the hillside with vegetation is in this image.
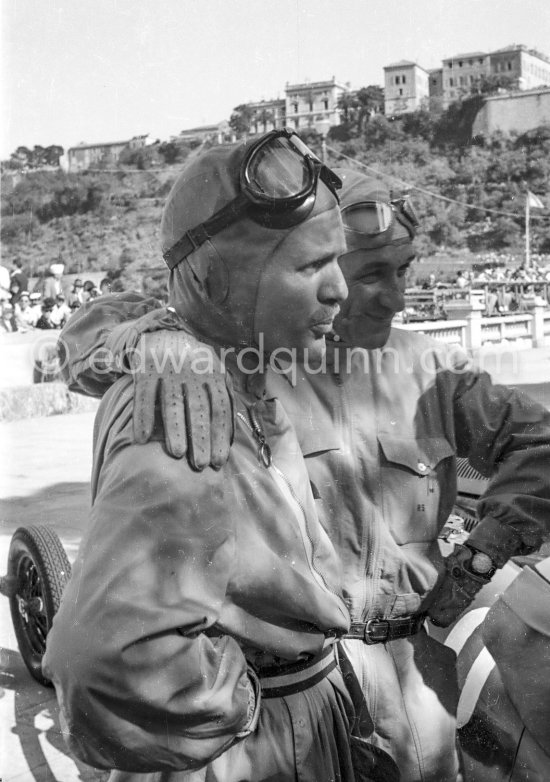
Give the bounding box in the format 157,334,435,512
2,98,550,298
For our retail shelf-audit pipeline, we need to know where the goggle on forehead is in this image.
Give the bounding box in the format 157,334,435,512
341,197,419,243
163,129,342,271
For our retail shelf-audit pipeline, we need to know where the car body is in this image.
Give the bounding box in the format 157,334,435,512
434,458,550,781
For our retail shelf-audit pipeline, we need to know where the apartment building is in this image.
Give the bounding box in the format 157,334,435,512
68,134,149,172
242,77,348,135
386,43,550,114
284,77,348,130
176,121,232,144
441,51,489,106
246,99,286,134
383,61,430,115
490,44,550,91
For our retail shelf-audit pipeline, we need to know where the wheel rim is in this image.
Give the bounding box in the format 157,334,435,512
15,554,49,655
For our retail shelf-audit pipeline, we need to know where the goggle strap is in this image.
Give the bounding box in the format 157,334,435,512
164,192,249,270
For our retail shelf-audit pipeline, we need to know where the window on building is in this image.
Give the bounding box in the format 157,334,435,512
293,103,298,113
448,62,452,68
458,61,463,67
507,61,512,70
395,75,400,84
323,99,328,110
295,118,299,128
402,75,406,83
309,102,313,111
479,58,483,64
399,88,403,96
449,77,454,87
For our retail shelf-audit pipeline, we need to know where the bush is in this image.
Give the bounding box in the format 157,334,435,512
1,213,42,242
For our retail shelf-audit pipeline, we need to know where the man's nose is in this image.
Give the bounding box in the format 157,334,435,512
379,279,405,313
320,261,348,306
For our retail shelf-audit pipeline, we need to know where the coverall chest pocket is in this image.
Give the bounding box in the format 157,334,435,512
377,433,455,544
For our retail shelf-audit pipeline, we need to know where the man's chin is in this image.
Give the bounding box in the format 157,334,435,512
350,322,392,350
298,336,327,367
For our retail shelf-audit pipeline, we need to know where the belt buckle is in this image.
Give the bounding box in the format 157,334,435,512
364,618,390,644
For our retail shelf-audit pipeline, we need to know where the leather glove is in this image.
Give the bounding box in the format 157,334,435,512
104,307,182,371
129,329,235,470
427,543,496,628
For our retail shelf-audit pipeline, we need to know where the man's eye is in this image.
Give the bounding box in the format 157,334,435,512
359,273,379,283
304,259,328,272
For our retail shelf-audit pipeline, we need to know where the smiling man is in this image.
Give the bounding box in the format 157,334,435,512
59,168,550,782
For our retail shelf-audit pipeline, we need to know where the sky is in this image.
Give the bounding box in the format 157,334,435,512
2,0,550,159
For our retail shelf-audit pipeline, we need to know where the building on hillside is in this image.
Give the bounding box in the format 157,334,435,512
441,52,490,107
428,68,444,103
242,78,348,135
440,45,550,108
246,99,287,134
489,44,550,91
283,78,348,131
383,61,430,116
68,135,150,172
472,87,550,136
175,121,232,144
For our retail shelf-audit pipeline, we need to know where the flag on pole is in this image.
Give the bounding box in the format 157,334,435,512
526,190,545,209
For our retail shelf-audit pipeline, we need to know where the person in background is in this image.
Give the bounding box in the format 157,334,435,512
0,264,11,303
61,168,550,782
67,278,84,308
29,291,43,321
51,292,71,328
455,270,468,289
0,300,15,333
81,279,98,302
35,297,57,329
10,258,29,294
9,278,23,306
13,291,37,330
98,277,112,296
41,263,65,299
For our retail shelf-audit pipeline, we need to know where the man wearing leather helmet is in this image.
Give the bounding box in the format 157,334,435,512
58,163,550,781
44,133,389,782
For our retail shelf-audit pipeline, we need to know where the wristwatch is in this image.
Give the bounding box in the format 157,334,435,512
466,546,497,579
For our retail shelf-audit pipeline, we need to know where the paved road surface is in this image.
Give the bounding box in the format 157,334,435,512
1,346,549,781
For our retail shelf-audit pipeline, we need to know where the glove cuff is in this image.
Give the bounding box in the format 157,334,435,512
467,516,524,568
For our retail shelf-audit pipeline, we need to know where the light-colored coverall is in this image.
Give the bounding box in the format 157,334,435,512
43,363,364,782
268,328,550,782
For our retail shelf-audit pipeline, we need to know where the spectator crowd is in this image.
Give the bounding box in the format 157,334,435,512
0,261,113,334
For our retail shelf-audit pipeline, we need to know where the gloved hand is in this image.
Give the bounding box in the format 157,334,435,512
104,306,182,372
129,329,235,470
427,543,496,628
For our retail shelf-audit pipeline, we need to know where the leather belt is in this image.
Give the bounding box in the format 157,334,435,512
257,644,338,698
343,615,426,645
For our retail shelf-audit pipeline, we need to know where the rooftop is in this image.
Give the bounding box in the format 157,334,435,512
443,51,487,61
385,59,418,69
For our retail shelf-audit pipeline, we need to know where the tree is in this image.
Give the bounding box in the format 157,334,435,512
337,91,359,125
229,104,255,138
355,86,384,130
470,74,516,96
255,108,275,133
6,144,64,169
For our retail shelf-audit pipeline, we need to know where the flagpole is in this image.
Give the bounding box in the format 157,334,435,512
525,192,530,269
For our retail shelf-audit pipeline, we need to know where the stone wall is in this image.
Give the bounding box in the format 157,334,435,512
473,88,550,136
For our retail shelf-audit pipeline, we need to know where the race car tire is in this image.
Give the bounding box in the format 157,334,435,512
8,526,71,686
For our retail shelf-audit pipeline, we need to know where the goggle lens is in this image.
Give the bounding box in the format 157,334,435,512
341,201,395,235
246,136,311,199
